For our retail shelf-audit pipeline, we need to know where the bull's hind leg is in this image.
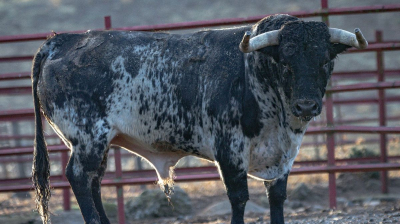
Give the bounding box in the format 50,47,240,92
65,139,111,224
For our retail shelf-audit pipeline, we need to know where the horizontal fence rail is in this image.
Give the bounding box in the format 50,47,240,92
0,4,399,43
0,162,399,194
327,81,400,93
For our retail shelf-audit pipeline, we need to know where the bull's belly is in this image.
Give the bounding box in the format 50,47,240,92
110,115,210,154
111,130,214,161
109,130,214,182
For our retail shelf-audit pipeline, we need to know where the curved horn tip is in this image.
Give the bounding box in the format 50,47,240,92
354,28,368,49
239,31,252,53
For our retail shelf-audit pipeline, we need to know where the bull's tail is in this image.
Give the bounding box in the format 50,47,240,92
31,48,51,224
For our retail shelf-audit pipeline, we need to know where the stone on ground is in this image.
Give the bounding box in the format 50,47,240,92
125,186,192,219
289,183,311,200
197,200,267,217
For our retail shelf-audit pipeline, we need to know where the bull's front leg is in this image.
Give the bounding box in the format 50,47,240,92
264,173,289,224
215,146,249,224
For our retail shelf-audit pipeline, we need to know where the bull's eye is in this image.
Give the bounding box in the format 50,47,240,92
322,60,331,68
321,51,331,66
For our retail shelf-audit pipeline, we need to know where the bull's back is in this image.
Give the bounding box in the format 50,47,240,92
36,28,246,155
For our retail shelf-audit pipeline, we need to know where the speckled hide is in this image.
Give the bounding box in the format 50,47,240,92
32,14,351,224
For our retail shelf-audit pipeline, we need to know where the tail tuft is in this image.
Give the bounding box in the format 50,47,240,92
31,50,51,224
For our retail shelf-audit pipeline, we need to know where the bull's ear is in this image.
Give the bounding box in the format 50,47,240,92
329,43,351,60
257,45,280,62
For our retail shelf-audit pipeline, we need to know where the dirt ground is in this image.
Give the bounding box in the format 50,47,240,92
1,174,400,223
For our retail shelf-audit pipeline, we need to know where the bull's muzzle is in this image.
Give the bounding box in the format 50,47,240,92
292,99,320,121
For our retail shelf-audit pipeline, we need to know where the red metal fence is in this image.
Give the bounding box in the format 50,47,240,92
1,0,400,223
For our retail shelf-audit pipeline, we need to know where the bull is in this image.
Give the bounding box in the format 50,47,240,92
31,14,367,224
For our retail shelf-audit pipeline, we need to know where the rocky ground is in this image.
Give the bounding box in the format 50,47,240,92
1,173,400,223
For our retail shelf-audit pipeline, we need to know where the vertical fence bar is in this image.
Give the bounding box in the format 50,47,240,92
376,30,388,194
114,148,125,224
333,79,344,148
326,96,337,209
321,0,329,24
321,0,337,209
61,151,71,211
104,16,125,224
105,16,112,30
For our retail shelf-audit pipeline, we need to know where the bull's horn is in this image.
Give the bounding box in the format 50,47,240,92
329,28,368,49
239,30,280,53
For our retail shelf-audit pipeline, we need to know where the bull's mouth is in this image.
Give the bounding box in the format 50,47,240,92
291,108,317,122
293,115,314,122
299,116,313,122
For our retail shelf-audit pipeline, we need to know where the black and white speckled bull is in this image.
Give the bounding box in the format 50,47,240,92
31,14,367,224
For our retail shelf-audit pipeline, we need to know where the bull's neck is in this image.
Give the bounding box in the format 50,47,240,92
243,52,310,136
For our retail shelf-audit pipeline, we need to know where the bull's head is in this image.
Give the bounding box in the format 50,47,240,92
240,20,367,121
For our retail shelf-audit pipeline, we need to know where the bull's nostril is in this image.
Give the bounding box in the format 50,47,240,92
312,104,318,111
296,105,302,113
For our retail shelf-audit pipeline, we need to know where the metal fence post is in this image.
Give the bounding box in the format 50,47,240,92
105,16,112,31
321,0,329,25
61,151,71,210
114,147,125,224
105,15,125,224
376,30,388,194
326,97,337,209
321,0,337,209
